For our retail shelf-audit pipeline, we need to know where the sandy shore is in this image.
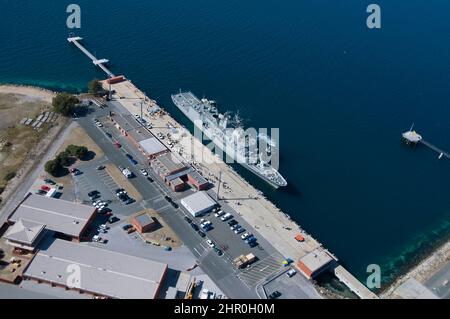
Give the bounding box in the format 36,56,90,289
0,84,55,103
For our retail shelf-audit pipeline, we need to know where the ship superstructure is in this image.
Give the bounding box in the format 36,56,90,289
171,91,287,188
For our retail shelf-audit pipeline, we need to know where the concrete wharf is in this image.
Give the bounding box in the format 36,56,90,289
67,35,378,299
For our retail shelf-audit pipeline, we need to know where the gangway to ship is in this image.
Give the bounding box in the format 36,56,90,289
420,140,450,159
67,36,115,78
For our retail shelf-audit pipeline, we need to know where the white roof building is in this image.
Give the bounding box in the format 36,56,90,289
23,239,168,299
138,137,167,157
180,191,217,217
4,219,46,251
8,194,97,239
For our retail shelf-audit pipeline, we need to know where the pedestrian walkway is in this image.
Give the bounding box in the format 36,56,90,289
237,254,283,288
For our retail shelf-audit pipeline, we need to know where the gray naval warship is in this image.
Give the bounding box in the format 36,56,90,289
171,91,287,188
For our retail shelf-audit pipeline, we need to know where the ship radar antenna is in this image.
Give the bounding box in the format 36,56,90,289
409,122,415,131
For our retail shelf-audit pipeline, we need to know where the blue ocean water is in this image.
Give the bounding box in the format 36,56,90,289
1,0,449,286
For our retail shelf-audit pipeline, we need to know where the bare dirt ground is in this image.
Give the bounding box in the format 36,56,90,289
56,125,104,160
0,86,56,201
130,209,182,248
0,85,54,103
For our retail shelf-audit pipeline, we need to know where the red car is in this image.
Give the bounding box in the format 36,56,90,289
40,185,51,192
114,142,121,148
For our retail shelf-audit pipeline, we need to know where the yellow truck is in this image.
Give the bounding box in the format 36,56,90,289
233,253,256,269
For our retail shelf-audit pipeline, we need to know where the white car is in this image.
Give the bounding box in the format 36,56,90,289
230,224,239,231
214,210,224,217
140,169,148,176
201,221,212,228
241,232,252,240
96,122,103,127
93,235,101,242
200,289,210,299
286,269,297,278
235,227,245,234
220,213,232,221
95,202,106,208
99,224,108,230
206,239,215,248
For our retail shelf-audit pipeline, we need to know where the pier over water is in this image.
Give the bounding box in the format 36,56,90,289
67,37,115,78
67,35,378,299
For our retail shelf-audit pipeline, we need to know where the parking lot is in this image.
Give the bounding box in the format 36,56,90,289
72,101,317,298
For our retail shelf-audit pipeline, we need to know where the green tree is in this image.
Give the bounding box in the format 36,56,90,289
66,144,88,159
74,146,88,159
4,171,16,181
45,160,62,176
88,79,102,96
56,150,71,166
52,93,79,116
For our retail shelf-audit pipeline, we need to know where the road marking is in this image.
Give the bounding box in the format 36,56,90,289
259,265,269,272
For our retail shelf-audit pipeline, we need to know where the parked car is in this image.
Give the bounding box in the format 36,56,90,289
98,207,111,214
108,216,120,224
227,219,238,227
191,223,199,231
90,194,100,201
235,227,245,234
206,239,215,248
241,232,252,240
200,220,212,228
44,178,56,185
115,188,126,196
147,176,154,183
184,216,192,224
214,210,224,217
220,213,232,221
140,169,148,176
268,291,281,299
96,165,105,170
230,224,239,231
88,190,99,197
214,247,223,256
245,236,257,244
197,230,206,238
35,189,47,195
122,224,133,231
286,269,297,278
248,241,259,248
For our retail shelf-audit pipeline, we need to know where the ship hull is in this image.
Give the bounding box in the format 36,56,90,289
172,92,287,188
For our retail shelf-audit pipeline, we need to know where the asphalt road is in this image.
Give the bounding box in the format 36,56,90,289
77,104,261,298
425,261,450,299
